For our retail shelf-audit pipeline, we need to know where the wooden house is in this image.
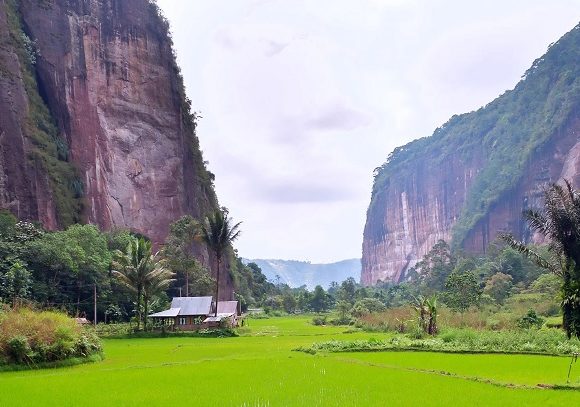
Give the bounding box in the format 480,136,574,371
149,296,213,330
149,297,241,330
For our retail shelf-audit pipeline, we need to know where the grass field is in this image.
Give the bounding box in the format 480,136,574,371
1,316,580,406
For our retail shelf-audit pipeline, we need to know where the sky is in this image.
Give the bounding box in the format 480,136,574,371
156,0,580,263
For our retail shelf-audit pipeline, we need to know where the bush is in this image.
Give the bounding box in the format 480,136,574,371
312,316,327,326
0,308,102,366
350,298,386,317
94,323,132,338
329,316,354,326
296,328,580,355
6,335,32,364
517,309,544,329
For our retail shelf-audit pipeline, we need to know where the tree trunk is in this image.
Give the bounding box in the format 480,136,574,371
143,295,149,331
185,270,189,297
76,281,81,316
137,286,142,331
215,258,220,317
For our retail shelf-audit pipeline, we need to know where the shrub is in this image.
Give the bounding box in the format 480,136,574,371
312,316,327,326
0,308,102,366
517,309,545,329
350,298,386,317
297,328,580,355
329,316,354,326
6,335,32,364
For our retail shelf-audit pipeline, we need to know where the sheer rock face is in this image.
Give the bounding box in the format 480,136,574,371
361,22,580,286
0,0,233,299
18,0,216,244
361,119,580,286
0,3,57,228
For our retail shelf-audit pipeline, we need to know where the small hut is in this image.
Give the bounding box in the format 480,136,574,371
203,301,241,328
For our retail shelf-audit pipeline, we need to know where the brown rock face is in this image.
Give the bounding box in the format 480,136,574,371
19,0,217,244
362,119,580,286
362,24,580,286
0,0,233,298
0,1,58,228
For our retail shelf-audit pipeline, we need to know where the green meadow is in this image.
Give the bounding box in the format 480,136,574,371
2,316,580,406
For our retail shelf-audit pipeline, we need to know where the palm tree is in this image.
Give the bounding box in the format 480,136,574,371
425,296,438,335
411,295,428,334
199,208,241,316
142,255,175,331
112,237,169,330
502,180,580,338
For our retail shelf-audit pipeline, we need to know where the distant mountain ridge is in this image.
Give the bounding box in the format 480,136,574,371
243,259,361,290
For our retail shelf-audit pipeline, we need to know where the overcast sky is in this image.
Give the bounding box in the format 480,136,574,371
157,0,579,263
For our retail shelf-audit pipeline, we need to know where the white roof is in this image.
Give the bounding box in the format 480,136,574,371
171,297,213,315
217,301,239,315
203,313,235,323
149,296,214,318
149,308,181,318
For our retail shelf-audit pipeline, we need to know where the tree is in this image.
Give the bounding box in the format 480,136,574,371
530,273,560,298
141,254,174,330
444,269,481,312
336,300,352,321
2,262,31,306
281,292,297,314
411,240,456,291
310,285,331,313
350,298,385,317
411,295,438,335
164,216,213,297
337,277,357,304
112,238,164,330
502,180,580,338
483,273,513,304
199,209,241,316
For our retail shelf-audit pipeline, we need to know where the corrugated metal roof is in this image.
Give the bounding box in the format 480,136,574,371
149,308,181,318
217,301,238,315
171,297,213,316
203,313,234,323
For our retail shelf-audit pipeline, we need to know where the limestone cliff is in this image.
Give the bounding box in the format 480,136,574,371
362,23,580,285
0,0,233,298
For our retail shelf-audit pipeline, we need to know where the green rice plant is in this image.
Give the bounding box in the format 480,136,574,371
2,316,580,405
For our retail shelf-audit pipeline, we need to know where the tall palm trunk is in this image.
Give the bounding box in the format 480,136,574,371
215,257,220,317
143,295,149,331
136,286,142,331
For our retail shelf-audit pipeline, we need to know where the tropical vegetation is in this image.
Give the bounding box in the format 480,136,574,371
503,181,580,338
0,307,101,367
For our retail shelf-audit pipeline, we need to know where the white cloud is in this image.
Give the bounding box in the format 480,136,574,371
157,0,580,263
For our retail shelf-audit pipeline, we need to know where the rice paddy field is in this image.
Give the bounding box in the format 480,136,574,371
2,316,580,406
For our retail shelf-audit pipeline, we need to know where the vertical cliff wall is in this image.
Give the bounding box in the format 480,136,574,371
362,24,580,285
0,0,233,298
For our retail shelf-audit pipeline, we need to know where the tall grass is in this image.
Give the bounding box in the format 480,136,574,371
0,307,102,366
356,302,562,332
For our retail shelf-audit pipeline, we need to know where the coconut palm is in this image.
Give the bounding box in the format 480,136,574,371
199,208,241,316
112,237,171,330
502,180,580,338
142,255,175,331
